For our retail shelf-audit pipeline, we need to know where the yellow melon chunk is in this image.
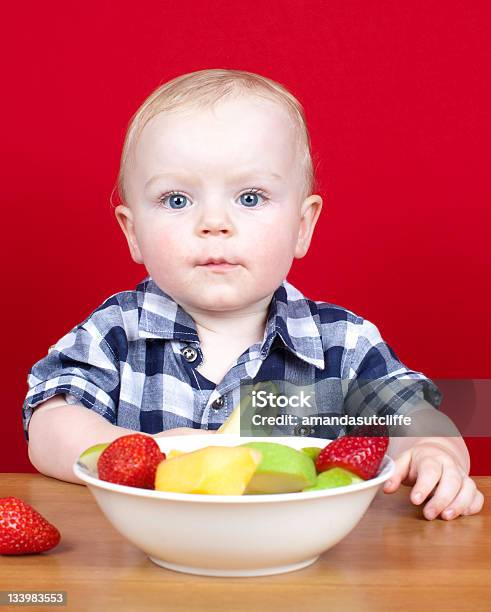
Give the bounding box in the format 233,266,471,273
154,446,262,495
217,405,240,434
166,449,185,459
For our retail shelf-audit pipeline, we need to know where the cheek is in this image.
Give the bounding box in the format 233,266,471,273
248,212,299,258
137,234,183,292
134,221,185,270
244,217,298,281
255,234,293,263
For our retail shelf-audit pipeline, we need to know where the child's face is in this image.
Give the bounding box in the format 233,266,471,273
116,95,322,314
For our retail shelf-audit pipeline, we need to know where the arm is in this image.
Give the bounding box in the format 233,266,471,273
28,396,141,485
27,396,213,485
387,402,470,473
341,317,482,518
384,402,483,519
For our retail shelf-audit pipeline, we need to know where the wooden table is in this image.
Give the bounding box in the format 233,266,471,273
1,474,490,611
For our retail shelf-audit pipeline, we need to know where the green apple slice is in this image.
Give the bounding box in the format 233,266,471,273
301,446,323,462
241,442,317,493
303,467,363,491
77,442,109,475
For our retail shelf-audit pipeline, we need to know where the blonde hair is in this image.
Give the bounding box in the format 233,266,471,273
114,68,318,205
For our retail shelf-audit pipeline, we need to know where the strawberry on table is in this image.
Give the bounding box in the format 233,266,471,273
316,435,389,480
0,497,61,555
97,433,165,489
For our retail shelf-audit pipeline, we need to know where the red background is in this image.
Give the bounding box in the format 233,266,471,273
2,1,490,473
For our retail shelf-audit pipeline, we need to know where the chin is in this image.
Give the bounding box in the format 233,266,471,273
194,290,246,310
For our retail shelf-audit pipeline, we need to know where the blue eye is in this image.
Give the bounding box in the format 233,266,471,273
239,189,268,207
161,192,188,210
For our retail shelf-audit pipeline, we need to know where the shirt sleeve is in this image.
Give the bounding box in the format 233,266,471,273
22,320,121,442
343,318,443,424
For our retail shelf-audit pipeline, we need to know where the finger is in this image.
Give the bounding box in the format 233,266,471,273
463,489,485,516
422,464,463,520
383,449,412,493
410,456,443,507
439,474,476,520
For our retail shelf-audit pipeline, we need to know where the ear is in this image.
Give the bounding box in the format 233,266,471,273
294,195,323,259
114,205,144,264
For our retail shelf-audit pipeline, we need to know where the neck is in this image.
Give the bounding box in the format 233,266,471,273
184,293,274,344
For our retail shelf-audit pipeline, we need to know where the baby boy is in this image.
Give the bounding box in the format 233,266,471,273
23,68,483,520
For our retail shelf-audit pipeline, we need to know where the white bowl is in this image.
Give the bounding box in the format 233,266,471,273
73,435,394,577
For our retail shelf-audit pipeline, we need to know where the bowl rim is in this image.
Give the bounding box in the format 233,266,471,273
73,435,395,503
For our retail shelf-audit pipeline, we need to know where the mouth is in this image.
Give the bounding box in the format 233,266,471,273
197,258,241,272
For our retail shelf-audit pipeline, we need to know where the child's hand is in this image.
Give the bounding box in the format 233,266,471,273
383,440,484,520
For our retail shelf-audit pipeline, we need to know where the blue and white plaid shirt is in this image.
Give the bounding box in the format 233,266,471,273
22,277,442,441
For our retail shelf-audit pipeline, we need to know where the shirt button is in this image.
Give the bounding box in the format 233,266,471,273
294,424,313,437
211,396,224,410
181,346,198,362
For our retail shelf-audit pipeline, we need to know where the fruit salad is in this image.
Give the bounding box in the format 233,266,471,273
77,433,388,495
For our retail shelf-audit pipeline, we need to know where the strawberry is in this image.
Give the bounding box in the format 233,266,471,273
0,497,61,555
97,433,165,489
315,435,388,480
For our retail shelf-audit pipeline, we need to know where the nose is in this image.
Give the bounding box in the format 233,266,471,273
196,199,234,237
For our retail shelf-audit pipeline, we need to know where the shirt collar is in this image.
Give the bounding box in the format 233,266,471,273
137,276,325,370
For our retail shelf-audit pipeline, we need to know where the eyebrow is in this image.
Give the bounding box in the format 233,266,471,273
144,170,283,190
